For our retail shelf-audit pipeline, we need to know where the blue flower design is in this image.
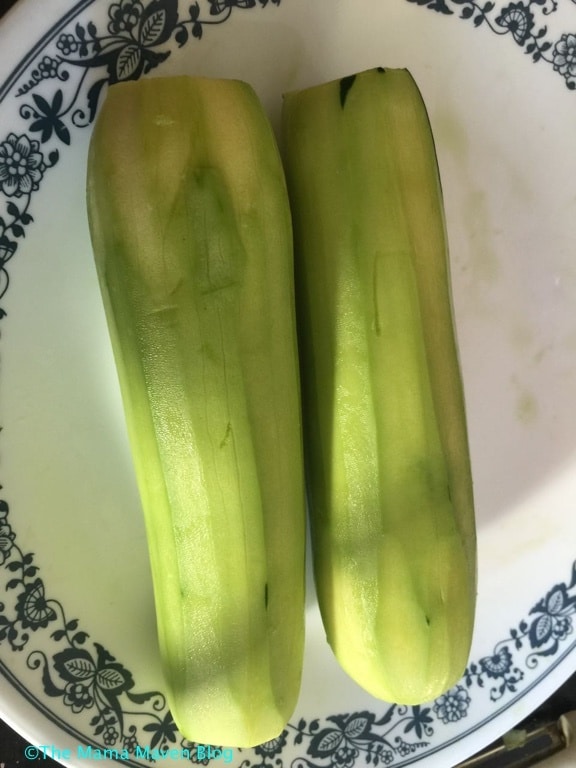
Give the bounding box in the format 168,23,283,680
254,730,288,758
552,616,572,641
123,730,139,754
307,711,391,764
331,745,358,768
56,33,81,56
529,582,576,650
37,56,60,79
553,34,576,79
0,134,46,197
63,681,94,714
479,646,513,679
15,578,57,630
433,686,470,723
495,2,534,44
0,505,15,566
103,726,120,746
108,0,145,34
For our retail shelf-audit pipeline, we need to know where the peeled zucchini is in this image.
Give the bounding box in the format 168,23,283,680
86,76,306,747
282,68,477,705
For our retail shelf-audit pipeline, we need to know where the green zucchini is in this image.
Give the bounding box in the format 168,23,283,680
86,76,306,747
282,67,476,705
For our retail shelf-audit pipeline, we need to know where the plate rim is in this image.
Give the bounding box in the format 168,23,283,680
1,1,576,766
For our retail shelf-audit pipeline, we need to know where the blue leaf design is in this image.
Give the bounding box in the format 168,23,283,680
115,44,142,81
309,728,344,755
345,713,373,739
53,648,96,683
139,0,179,46
175,25,189,46
86,78,107,124
529,614,553,647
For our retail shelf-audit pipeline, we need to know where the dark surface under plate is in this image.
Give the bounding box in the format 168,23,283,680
0,0,17,20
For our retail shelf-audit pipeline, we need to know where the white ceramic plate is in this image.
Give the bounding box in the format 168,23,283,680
1,1,576,766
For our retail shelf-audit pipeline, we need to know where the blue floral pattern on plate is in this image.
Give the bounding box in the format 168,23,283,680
1,0,576,765
408,0,576,89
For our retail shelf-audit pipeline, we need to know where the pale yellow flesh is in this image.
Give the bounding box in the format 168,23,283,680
87,76,306,746
282,68,477,704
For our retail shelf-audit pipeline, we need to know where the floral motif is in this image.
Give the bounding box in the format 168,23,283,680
1,526,572,766
528,580,576,652
108,0,145,34
0,133,46,197
123,728,139,754
0,0,277,308
254,730,288,758
553,34,576,81
36,56,60,80
56,33,83,56
479,646,513,678
15,578,57,630
285,708,432,766
63,681,95,713
495,2,534,44
0,503,15,566
409,0,573,87
142,709,179,750
433,686,471,723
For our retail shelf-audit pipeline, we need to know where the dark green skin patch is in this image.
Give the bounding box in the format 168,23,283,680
339,75,357,108
340,68,387,108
